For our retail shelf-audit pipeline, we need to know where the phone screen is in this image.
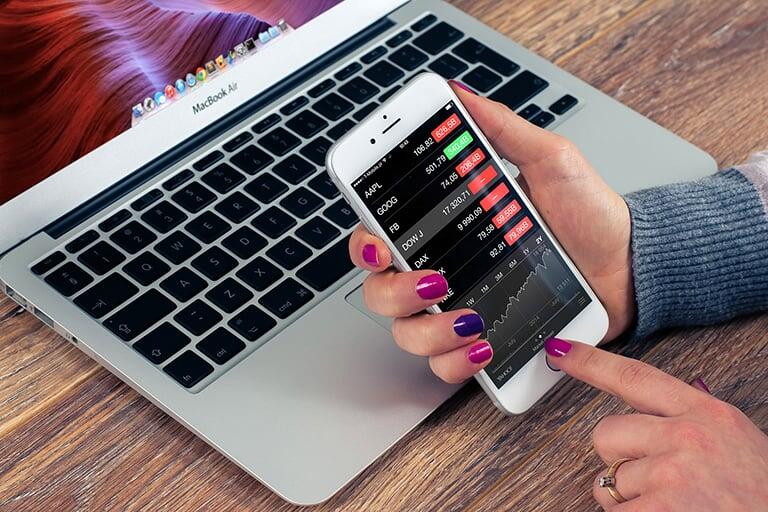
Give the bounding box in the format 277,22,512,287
350,101,592,388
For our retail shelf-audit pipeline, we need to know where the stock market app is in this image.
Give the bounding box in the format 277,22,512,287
352,102,591,388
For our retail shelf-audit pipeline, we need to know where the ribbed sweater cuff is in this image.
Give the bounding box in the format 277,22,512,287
624,169,768,340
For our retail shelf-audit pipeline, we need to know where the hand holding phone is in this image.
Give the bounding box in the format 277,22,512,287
327,74,632,413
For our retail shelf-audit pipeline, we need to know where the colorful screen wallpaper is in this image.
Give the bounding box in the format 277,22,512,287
0,0,344,205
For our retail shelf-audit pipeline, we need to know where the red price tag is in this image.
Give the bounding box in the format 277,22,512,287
456,148,485,177
431,113,461,142
492,200,522,228
480,182,509,211
504,216,533,245
467,164,498,194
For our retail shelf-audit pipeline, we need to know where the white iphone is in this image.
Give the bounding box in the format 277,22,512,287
326,73,608,414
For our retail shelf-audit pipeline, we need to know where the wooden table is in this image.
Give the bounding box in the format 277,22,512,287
2,0,768,510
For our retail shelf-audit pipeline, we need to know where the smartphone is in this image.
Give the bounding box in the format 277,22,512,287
326,73,608,414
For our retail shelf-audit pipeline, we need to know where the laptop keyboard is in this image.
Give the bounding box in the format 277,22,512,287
29,13,580,391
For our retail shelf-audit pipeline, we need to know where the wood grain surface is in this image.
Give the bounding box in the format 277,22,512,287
2,0,767,510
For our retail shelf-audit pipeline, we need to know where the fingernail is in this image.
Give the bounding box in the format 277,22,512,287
453,313,484,337
468,341,493,364
690,377,712,394
544,337,572,357
448,79,475,94
362,244,379,267
416,273,448,300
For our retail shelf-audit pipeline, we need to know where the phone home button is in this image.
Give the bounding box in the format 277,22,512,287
545,357,561,372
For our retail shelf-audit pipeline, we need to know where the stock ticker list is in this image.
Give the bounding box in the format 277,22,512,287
352,102,591,387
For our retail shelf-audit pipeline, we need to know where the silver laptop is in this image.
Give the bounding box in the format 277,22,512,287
0,0,714,504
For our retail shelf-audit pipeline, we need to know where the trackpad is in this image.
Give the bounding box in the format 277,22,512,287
345,284,392,332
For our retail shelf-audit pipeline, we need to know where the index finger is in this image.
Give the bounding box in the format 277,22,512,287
544,338,705,417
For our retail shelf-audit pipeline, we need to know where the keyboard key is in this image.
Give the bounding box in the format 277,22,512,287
104,289,175,341
258,127,301,157
339,77,380,105
174,300,222,336
124,252,170,286
162,170,194,192
296,235,355,291
462,65,502,93
326,119,356,141
489,70,549,110
531,111,555,128
273,155,316,184
164,351,213,388
201,163,245,194
31,251,65,276
156,231,201,264
286,110,329,138
361,45,386,64
259,278,314,319
186,211,231,244
334,62,362,81
160,267,207,302
130,189,163,211
222,226,267,259
197,328,245,364
307,78,336,98
171,182,216,213
236,256,282,292
65,230,98,253
411,13,437,32
110,221,157,254
353,102,378,122
364,61,405,87
550,94,578,115
295,216,340,249
279,96,309,116
222,131,253,152
134,323,190,364
308,172,340,199
228,305,276,342
230,145,274,175
244,173,289,203
452,38,519,76
98,209,131,232
193,150,224,172
413,21,463,55
386,30,412,48
252,113,281,134
267,236,312,270
313,93,354,121
78,241,126,275
379,86,401,102
428,53,468,79
389,45,428,71
141,200,188,234
191,246,237,280
74,273,138,319
206,278,254,313
324,198,359,228
215,191,259,223
252,206,296,239
300,137,333,167
280,187,324,219
45,261,93,297
518,104,542,121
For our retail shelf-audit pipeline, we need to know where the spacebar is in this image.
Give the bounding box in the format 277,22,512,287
296,235,355,291
489,70,549,111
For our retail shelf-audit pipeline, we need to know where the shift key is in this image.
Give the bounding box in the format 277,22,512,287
104,289,176,341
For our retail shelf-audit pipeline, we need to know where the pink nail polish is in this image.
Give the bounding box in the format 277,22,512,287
691,377,712,394
415,273,448,300
544,338,572,357
468,342,493,364
362,244,379,267
448,79,475,94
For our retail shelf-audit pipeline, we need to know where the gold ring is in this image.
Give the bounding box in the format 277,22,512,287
598,457,633,503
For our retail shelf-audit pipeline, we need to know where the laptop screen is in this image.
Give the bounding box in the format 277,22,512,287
0,1,345,206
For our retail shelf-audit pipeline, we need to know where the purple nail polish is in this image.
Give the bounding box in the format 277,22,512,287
362,244,379,267
691,377,712,394
416,273,448,300
448,79,475,94
468,342,493,364
544,337,572,357
453,313,484,337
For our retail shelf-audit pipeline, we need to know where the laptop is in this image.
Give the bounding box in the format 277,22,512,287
0,0,715,505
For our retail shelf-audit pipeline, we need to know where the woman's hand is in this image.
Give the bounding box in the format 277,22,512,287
545,338,768,511
348,83,635,383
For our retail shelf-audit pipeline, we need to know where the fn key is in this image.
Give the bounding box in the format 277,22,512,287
164,351,213,388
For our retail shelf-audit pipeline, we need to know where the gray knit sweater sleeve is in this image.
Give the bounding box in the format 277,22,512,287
623,152,768,339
